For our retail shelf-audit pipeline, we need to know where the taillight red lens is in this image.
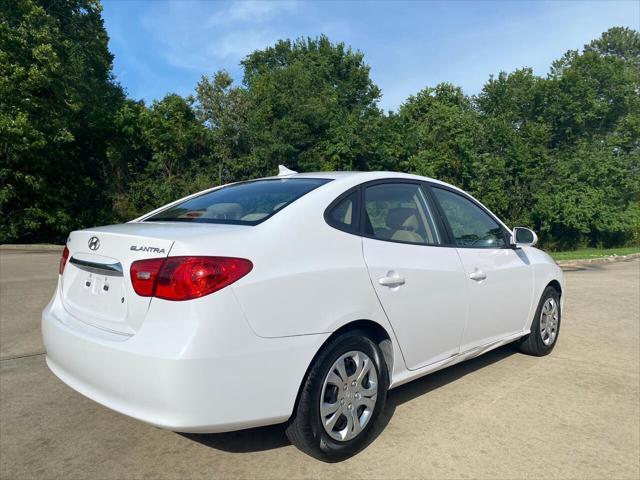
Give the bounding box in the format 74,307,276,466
130,258,165,297
59,246,70,275
130,256,252,301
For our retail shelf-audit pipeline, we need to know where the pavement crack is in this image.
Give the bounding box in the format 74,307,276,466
0,352,46,362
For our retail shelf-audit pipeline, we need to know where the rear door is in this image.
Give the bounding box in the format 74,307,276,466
361,182,468,370
429,186,534,352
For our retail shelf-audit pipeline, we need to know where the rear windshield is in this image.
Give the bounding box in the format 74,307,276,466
145,178,331,225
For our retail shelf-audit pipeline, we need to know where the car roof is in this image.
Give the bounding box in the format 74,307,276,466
134,169,511,233
262,170,454,188
259,170,512,232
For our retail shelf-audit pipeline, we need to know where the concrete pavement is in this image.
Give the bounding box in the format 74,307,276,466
1,249,638,479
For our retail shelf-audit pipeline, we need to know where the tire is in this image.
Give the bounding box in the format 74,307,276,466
518,286,561,356
285,330,389,461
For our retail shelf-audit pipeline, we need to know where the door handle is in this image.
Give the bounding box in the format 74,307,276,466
379,275,406,288
469,269,487,282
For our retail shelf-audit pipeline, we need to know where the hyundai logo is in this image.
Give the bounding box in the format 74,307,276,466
88,236,100,251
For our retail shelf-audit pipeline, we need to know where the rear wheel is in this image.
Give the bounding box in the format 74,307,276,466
285,330,389,461
519,286,561,356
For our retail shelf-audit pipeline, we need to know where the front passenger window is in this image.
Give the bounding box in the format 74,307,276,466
364,183,440,245
432,187,506,248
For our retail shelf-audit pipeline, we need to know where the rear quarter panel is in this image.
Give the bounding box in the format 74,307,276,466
230,188,391,339
159,179,395,342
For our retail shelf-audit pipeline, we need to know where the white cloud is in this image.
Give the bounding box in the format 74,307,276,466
141,1,299,73
130,0,639,110
209,29,282,60
214,0,298,24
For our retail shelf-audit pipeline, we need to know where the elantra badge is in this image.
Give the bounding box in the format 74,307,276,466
130,245,166,254
88,236,100,251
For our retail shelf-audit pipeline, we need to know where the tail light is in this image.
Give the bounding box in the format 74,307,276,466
59,246,70,275
130,256,253,301
130,258,165,297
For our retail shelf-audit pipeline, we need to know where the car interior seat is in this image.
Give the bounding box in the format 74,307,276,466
386,207,424,243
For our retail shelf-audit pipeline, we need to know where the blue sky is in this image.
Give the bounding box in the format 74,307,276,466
102,0,639,112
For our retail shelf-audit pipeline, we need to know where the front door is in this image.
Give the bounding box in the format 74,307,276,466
430,186,534,352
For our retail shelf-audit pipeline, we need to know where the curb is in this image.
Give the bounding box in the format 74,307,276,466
0,244,64,252
557,252,640,269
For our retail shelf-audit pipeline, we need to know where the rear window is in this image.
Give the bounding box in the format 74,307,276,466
145,178,330,225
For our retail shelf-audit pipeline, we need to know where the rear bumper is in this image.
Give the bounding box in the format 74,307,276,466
42,283,329,433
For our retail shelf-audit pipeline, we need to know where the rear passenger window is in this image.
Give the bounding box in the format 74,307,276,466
327,191,358,233
364,183,440,245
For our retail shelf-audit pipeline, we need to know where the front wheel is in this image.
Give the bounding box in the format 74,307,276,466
285,330,389,461
519,286,561,356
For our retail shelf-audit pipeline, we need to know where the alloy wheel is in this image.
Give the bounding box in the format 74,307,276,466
320,350,378,441
539,297,559,346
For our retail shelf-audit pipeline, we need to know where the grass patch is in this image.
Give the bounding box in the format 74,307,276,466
548,246,640,261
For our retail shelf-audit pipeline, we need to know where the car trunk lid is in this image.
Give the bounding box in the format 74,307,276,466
60,222,244,335
62,226,175,335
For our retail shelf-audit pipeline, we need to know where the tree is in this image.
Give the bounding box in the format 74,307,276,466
475,69,551,225
533,138,640,248
106,99,151,220
585,26,640,67
535,28,640,247
194,70,250,184
545,50,639,147
115,94,212,218
0,0,124,242
1,11,638,251
399,83,481,190
240,36,383,175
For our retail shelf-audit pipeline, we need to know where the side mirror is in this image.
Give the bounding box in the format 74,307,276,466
511,227,538,248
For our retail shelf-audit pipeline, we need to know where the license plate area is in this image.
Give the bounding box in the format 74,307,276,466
61,255,132,334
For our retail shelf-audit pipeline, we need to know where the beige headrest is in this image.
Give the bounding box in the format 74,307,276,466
205,203,243,219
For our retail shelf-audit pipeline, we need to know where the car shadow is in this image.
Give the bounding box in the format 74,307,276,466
181,423,290,453
181,343,518,454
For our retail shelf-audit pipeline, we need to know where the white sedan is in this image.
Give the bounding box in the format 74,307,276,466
42,168,564,460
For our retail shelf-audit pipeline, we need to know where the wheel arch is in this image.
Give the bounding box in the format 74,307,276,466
547,279,562,297
524,275,564,333
327,320,394,379
288,319,395,419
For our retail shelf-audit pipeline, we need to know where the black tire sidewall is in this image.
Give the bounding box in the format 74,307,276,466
531,287,562,353
304,332,389,460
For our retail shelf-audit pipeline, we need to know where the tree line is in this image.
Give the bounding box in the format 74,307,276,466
1,0,638,249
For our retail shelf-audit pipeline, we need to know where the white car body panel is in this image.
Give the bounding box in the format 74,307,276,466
42,170,564,433
455,247,534,352
44,276,331,432
230,203,389,340
362,239,468,370
523,247,566,327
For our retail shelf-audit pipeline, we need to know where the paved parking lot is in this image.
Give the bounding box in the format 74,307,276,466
1,249,638,479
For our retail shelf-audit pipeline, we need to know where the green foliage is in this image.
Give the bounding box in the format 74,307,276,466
1,0,124,242
585,26,640,67
241,36,383,175
399,83,483,189
1,10,637,250
113,94,212,220
533,138,640,249
194,70,250,184
475,68,551,226
549,246,640,261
